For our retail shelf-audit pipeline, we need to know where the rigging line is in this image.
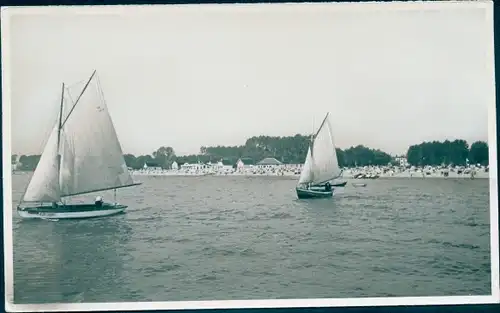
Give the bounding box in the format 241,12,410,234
95,73,107,109
61,70,97,128
64,85,75,108
66,78,87,90
63,78,88,109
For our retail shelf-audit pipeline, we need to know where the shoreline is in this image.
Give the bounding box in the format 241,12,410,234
128,170,489,179
12,169,489,180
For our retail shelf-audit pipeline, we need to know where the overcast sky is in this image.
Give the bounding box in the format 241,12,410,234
5,2,495,157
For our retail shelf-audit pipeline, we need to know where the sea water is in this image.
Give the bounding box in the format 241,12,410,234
11,174,491,303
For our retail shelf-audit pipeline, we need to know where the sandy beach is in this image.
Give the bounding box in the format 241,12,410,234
129,166,490,179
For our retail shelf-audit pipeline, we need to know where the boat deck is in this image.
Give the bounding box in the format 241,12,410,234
20,203,127,213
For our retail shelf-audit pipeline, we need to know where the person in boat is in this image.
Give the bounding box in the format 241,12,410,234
324,182,332,192
95,196,104,207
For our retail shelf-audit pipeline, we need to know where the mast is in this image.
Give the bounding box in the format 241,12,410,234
309,133,314,153
61,70,97,127
56,83,65,178
310,117,316,157
298,119,317,186
308,132,315,182
17,83,66,207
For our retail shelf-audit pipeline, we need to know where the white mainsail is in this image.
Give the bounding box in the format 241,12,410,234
22,71,138,203
298,113,341,186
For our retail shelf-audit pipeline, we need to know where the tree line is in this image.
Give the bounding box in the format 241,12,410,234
12,136,489,171
406,139,489,166
122,135,394,169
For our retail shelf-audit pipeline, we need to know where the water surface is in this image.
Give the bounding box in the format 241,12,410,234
12,174,491,303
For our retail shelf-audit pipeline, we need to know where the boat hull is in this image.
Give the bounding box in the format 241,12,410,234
17,203,127,220
332,181,347,187
296,187,333,199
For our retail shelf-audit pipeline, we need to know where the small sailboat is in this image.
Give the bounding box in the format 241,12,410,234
296,112,342,199
17,70,142,220
332,181,347,187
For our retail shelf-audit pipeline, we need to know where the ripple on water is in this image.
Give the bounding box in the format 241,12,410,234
12,176,491,302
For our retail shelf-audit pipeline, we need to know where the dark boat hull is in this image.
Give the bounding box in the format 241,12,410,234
332,181,347,187
296,187,333,199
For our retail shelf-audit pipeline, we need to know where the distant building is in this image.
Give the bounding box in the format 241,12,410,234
236,157,255,172
171,161,179,170
256,157,283,169
143,162,162,171
394,156,409,167
220,159,234,172
180,162,205,171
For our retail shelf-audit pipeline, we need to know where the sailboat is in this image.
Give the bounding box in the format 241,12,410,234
16,70,142,219
332,180,347,187
296,112,342,199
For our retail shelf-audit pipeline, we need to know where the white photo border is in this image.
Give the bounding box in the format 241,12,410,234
2,1,499,312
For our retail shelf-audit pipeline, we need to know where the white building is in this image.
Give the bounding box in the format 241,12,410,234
394,156,409,167
143,162,162,171
180,162,205,171
256,157,283,169
219,159,234,173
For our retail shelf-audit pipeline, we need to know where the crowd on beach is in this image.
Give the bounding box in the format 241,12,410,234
129,163,489,179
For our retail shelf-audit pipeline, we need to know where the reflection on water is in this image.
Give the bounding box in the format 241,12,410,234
14,216,134,303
